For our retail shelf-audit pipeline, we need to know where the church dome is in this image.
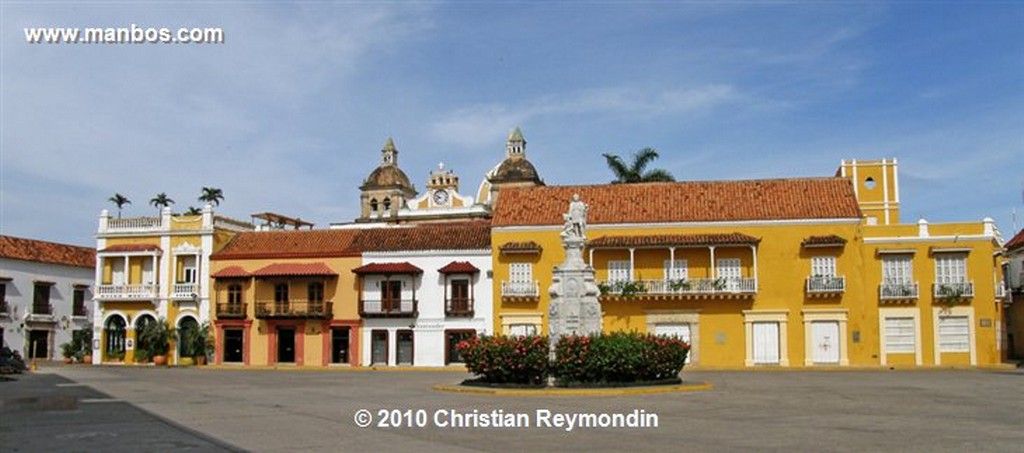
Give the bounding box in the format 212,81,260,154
490,157,542,184
361,165,414,191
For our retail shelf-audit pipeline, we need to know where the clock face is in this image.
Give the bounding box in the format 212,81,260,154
433,190,449,205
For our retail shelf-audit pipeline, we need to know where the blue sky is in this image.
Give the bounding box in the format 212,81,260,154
2,2,1022,246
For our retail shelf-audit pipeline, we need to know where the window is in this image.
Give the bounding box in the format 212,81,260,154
228,284,243,305
884,317,916,353
446,330,476,364
509,324,537,336
663,260,687,281
607,260,631,282
935,254,967,284
331,328,350,364
383,197,392,211
73,287,87,316
882,255,913,284
717,259,742,290
33,283,51,314
811,257,837,277
449,279,471,314
938,316,969,352
274,283,289,303
382,280,403,311
180,256,197,283
370,198,378,212
509,263,533,283
308,282,324,303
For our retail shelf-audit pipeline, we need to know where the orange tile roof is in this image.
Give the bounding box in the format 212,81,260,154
212,229,361,260
351,221,491,252
100,244,162,253
211,266,251,278
802,235,848,247
352,262,423,274
438,261,479,274
252,262,337,277
492,178,862,227
0,235,94,268
589,233,760,249
1007,229,1024,252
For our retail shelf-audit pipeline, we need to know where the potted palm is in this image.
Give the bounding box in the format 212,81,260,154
182,322,213,365
137,318,174,366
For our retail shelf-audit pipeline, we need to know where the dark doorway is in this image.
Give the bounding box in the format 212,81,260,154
331,327,350,364
446,330,476,364
397,330,414,365
371,330,388,365
104,316,126,360
28,330,49,359
223,329,244,363
277,327,295,363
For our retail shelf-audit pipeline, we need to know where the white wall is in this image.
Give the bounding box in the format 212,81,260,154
0,258,93,361
359,250,493,366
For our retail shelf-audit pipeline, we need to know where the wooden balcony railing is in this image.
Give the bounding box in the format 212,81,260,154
445,298,474,317
72,304,88,317
216,302,248,319
360,299,417,318
255,300,332,319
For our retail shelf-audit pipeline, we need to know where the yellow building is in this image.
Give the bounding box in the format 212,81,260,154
92,206,252,364
491,159,1007,368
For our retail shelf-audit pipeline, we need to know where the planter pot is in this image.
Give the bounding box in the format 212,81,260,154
153,355,168,366
196,356,207,366
179,357,194,366
82,354,92,364
63,358,73,364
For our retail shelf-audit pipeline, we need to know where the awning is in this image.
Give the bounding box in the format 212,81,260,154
588,233,760,249
801,235,848,248
252,262,337,277
211,266,252,278
352,262,423,275
499,241,542,253
438,261,479,274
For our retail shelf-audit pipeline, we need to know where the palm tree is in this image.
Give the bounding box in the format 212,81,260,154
150,193,175,213
198,187,224,207
602,148,675,184
108,193,131,218
184,206,203,216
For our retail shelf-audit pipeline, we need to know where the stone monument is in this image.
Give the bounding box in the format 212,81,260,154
548,194,602,346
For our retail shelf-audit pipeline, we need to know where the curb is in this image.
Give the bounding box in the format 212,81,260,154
432,382,712,396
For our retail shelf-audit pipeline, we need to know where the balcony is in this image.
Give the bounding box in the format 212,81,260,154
171,283,200,300
255,300,332,319
26,304,55,323
72,304,88,318
933,282,975,300
107,216,163,232
501,281,540,300
879,282,919,301
96,284,160,300
995,283,1008,300
806,276,846,295
360,299,417,318
445,298,474,318
598,278,757,300
216,302,248,319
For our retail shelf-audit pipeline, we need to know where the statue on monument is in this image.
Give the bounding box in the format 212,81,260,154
561,193,589,241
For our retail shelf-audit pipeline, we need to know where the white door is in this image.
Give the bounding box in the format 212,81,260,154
655,324,692,364
752,322,780,365
141,258,154,284
717,258,742,291
811,321,840,364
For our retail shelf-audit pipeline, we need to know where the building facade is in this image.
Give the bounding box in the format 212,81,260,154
0,235,94,361
1003,228,1024,358
92,205,252,365
491,159,1007,368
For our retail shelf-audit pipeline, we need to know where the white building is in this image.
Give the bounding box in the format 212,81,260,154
0,235,94,361
351,222,493,366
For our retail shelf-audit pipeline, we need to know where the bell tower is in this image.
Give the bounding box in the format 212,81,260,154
837,158,900,225
358,137,417,222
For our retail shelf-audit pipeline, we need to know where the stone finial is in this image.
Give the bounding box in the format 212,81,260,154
917,218,929,238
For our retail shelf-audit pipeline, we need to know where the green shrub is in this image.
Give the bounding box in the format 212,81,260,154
456,335,549,385
552,331,689,385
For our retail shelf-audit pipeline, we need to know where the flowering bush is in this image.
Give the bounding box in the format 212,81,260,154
456,335,549,385
552,332,689,384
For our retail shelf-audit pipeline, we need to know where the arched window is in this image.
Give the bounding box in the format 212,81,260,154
383,197,392,211
134,314,155,356
105,316,126,359
370,198,378,212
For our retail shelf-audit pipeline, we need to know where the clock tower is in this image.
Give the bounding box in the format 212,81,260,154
426,162,459,208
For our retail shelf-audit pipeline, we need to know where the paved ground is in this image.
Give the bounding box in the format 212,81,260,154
2,365,1022,452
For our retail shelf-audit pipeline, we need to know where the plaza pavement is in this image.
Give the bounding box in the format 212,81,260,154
2,365,1022,452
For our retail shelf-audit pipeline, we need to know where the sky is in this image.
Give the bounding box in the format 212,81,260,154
1,2,1022,247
